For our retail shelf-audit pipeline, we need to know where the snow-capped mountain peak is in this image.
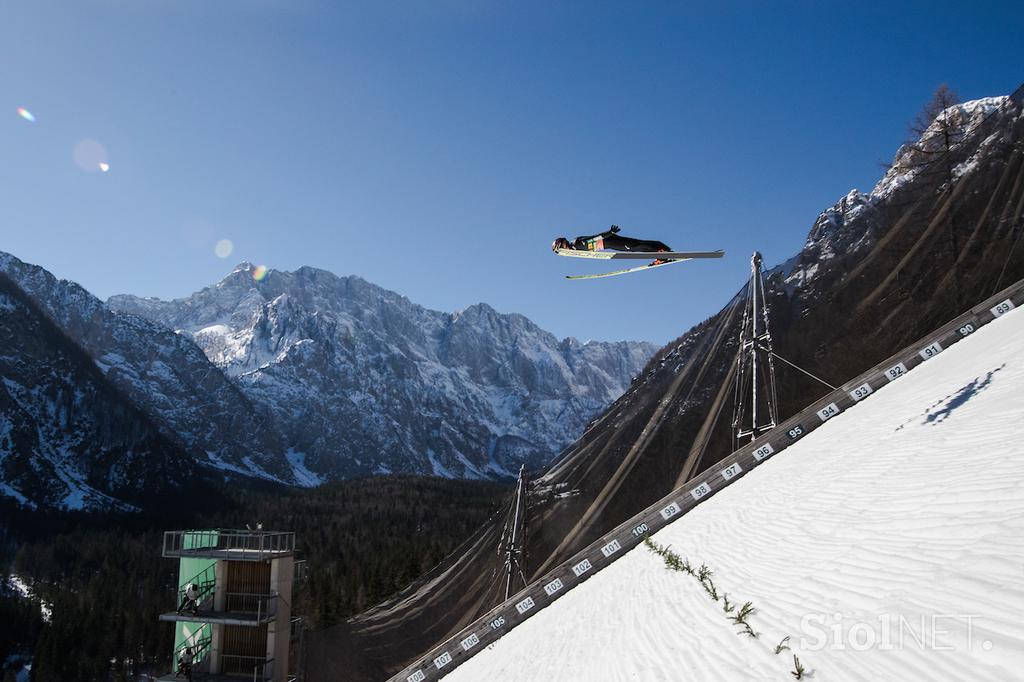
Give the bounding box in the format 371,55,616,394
785,94,1018,291
873,95,1011,198
108,265,657,480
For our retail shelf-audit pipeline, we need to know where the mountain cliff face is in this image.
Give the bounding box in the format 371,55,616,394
0,252,295,489
109,267,657,480
304,91,1024,681
0,249,654,508
0,273,188,510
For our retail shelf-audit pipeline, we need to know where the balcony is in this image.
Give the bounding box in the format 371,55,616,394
160,591,279,627
220,655,275,681
156,659,276,681
163,529,295,561
155,634,212,681
156,655,275,681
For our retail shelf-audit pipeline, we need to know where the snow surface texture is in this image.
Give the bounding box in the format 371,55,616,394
447,306,1024,681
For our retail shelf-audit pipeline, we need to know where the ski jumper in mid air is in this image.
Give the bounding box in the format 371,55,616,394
552,224,723,280
551,225,672,255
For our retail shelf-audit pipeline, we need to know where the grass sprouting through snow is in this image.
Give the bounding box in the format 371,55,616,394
792,654,805,679
643,538,811,672
774,635,791,654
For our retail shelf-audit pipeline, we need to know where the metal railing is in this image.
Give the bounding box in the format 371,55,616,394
294,559,309,583
163,529,296,560
290,616,305,682
173,633,211,675
224,591,278,620
174,564,217,615
220,654,274,681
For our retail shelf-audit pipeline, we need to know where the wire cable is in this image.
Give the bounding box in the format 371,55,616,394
761,346,837,390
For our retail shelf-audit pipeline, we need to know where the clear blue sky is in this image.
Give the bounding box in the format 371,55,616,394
3,1,1021,344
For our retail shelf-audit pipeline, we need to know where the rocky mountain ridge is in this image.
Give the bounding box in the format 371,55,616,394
0,272,188,510
109,264,657,480
0,251,656,508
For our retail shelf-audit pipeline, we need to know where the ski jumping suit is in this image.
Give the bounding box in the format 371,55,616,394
572,226,671,253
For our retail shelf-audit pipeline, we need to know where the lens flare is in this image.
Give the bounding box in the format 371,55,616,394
73,139,109,172
214,239,234,258
252,265,269,281
99,162,110,172
16,107,35,122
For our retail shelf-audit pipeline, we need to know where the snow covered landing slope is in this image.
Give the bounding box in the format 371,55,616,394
448,308,1024,682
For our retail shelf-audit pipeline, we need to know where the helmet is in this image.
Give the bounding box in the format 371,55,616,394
552,237,570,251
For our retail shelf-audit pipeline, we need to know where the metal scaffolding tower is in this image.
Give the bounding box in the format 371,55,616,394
502,465,528,601
731,251,780,449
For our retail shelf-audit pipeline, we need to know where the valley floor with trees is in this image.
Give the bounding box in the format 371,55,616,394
0,475,510,681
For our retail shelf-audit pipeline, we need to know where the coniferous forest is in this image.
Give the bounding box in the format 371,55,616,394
0,476,509,681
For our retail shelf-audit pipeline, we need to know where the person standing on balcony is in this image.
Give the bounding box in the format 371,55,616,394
176,646,194,681
176,582,200,615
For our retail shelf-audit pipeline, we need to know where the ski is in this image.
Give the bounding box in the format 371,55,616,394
555,248,724,260
565,258,691,280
